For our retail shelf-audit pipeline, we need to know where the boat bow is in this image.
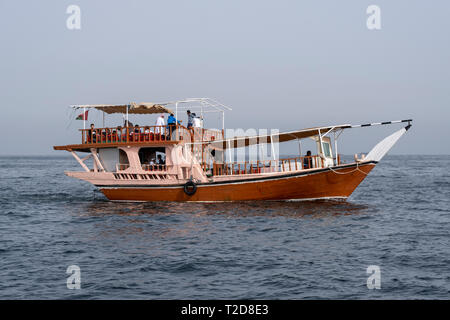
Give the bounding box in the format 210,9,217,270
365,123,412,162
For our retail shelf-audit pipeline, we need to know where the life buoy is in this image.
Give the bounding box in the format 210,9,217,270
183,180,197,196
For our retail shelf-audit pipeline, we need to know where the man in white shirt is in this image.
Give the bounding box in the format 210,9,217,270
155,114,165,134
192,113,202,128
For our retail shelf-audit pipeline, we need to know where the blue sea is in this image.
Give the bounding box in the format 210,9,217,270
0,155,449,299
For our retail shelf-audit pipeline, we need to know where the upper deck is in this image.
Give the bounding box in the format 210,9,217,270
53,98,230,151
53,124,224,151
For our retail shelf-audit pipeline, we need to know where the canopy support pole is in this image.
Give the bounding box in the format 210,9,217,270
83,107,86,130
259,142,264,161
318,129,323,155
222,111,225,133
175,102,178,127
270,134,276,160
334,131,338,166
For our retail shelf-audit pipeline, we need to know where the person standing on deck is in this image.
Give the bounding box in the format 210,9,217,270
155,114,165,134
187,110,194,129
116,126,123,141
192,113,201,128
167,113,180,139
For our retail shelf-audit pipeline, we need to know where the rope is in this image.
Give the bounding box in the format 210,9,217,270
328,161,368,176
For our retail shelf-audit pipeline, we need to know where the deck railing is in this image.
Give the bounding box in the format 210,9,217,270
209,155,333,176
115,163,169,172
81,125,225,146
142,164,168,172
81,124,191,145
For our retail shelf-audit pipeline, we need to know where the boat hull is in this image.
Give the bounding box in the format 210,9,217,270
98,162,376,202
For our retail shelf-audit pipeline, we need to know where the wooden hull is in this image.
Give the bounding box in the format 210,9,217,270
98,162,376,202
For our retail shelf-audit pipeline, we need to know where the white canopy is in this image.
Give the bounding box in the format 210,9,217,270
72,102,173,114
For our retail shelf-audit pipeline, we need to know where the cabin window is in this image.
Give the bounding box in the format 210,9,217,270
322,142,332,158
139,147,165,165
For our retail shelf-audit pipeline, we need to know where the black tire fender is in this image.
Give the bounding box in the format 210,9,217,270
184,180,197,196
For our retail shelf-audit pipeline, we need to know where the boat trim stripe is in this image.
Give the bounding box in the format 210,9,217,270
96,161,378,189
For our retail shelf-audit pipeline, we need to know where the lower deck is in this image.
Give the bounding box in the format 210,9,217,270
95,162,376,202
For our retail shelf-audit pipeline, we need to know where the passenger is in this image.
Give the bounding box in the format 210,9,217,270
192,113,202,128
303,150,313,169
122,121,133,139
187,110,194,129
157,154,165,165
167,113,180,140
133,124,141,142
104,128,111,142
87,123,96,143
168,113,176,126
116,126,123,141
156,154,165,170
155,114,165,134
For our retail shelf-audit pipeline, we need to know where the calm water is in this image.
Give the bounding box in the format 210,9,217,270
0,155,449,299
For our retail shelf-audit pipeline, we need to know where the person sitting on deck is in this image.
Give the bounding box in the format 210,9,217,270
87,123,96,143
156,154,165,170
143,126,151,141
303,150,313,169
131,124,141,142
155,114,165,134
104,128,111,142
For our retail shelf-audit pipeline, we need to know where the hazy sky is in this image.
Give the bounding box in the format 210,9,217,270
1,0,449,155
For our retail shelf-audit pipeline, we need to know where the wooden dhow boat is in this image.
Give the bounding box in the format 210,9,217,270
54,98,412,202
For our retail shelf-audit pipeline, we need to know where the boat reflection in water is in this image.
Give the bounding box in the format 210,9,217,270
81,199,371,219
64,199,373,258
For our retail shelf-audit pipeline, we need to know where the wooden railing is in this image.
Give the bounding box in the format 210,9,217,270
142,164,167,172
115,163,169,172
209,155,335,176
81,124,189,145
81,125,224,146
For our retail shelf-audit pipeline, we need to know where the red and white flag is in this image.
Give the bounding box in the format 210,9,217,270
76,110,88,120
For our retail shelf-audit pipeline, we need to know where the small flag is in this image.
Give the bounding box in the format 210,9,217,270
76,110,88,120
